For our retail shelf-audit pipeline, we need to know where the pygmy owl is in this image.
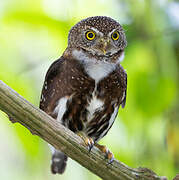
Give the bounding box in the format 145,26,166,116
40,16,127,174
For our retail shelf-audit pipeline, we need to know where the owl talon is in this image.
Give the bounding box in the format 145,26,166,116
77,132,94,152
88,138,94,152
106,151,114,164
85,137,94,152
108,157,114,164
88,143,92,152
95,144,114,164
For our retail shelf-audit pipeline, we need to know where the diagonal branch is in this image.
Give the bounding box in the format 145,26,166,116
0,80,167,180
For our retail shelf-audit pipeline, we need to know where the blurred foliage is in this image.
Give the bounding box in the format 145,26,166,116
0,0,179,179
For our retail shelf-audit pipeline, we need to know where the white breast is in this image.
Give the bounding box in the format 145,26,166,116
84,61,115,83
87,91,104,121
72,49,116,83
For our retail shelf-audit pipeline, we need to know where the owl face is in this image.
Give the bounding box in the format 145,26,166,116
68,16,127,58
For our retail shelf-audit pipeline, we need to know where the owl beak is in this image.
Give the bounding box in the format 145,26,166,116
102,42,108,55
100,38,110,55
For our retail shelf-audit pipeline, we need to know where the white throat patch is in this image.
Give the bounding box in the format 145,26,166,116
72,49,117,83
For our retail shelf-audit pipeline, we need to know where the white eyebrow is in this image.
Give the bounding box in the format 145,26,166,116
108,28,124,36
90,27,103,36
108,28,117,36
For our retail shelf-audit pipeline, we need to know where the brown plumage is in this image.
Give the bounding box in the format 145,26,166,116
40,16,127,174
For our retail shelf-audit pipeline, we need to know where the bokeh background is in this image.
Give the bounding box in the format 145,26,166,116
0,0,179,179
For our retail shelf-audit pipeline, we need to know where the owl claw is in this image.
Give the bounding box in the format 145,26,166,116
108,157,114,164
89,139,94,152
95,144,115,164
77,132,94,152
86,137,94,152
106,151,114,164
87,143,92,152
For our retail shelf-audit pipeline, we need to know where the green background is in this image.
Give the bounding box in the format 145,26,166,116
0,0,179,179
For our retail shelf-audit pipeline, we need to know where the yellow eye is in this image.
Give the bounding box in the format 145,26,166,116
85,31,96,40
112,31,119,41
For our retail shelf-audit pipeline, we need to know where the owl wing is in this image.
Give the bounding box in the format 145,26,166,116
39,57,65,115
118,65,127,108
39,56,95,122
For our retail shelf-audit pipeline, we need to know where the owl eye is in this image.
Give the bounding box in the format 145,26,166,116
111,31,119,41
85,31,96,41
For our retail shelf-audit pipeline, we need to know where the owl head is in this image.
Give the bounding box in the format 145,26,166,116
68,16,127,58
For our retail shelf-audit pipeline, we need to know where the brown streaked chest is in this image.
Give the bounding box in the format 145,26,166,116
72,53,122,122
52,55,123,134
71,49,123,105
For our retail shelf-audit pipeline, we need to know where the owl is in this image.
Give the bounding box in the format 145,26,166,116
40,16,127,174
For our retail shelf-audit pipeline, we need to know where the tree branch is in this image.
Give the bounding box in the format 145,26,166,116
0,80,167,180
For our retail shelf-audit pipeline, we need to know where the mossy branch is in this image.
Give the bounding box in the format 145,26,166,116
0,80,167,180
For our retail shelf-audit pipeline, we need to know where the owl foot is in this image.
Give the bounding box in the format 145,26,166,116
77,132,94,152
95,144,114,164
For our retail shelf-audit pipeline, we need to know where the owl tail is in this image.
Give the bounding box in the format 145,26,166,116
49,144,68,174
51,150,68,174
